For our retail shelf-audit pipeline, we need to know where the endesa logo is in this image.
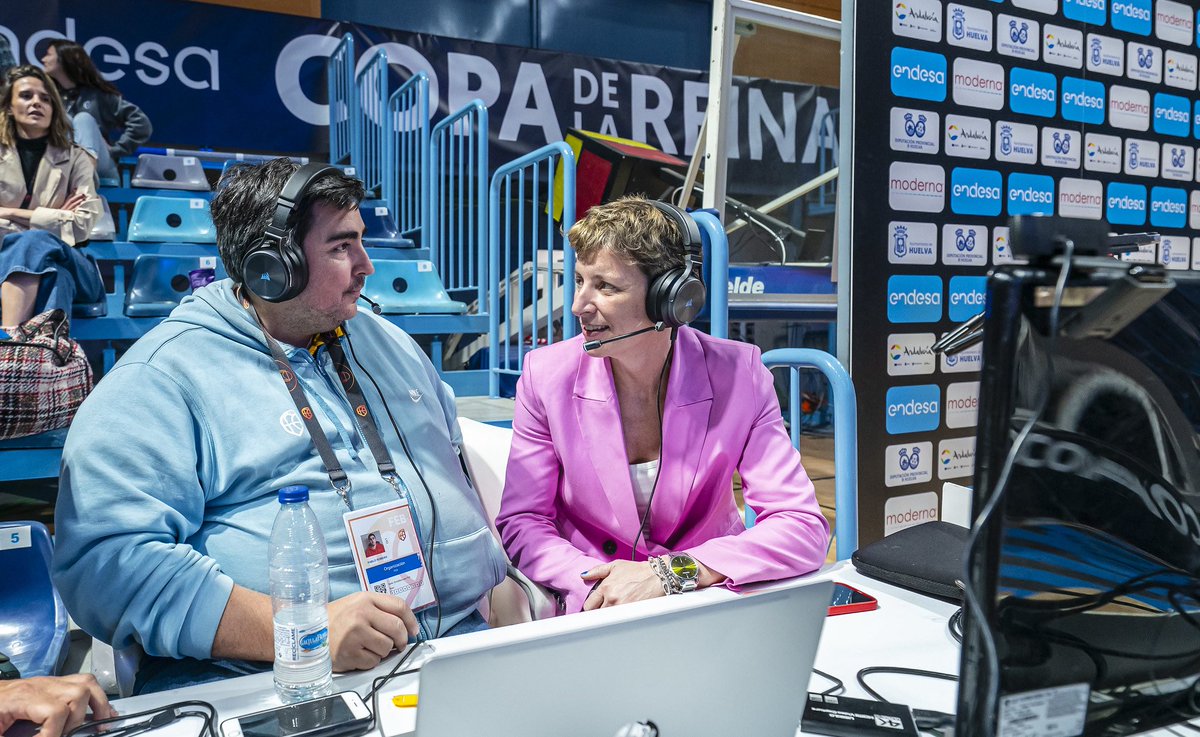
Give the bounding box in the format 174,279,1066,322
1060,77,1105,124
1149,186,1187,228
1007,173,1055,216
1063,0,1107,25
887,275,943,323
948,276,987,322
888,221,938,265
891,47,947,102
885,384,941,435
1111,0,1152,36
1106,182,1148,225
1008,67,1056,118
950,167,1003,216
889,162,946,213
1155,0,1193,46
1194,100,1200,139
1154,93,1190,138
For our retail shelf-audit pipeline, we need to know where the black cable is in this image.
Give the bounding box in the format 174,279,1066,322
65,700,217,737
948,607,963,644
345,331,443,639
960,238,1076,733
856,666,958,704
630,327,677,561
364,640,424,731
811,667,845,696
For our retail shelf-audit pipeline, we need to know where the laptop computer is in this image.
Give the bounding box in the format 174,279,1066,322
413,580,832,737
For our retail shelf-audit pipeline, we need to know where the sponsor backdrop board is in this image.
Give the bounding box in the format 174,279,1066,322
850,0,1200,544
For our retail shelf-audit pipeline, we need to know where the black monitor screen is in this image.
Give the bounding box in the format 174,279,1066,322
958,264,1200,737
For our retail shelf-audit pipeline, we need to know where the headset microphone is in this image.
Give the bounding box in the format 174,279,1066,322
358,294,383,315
583,322,664,352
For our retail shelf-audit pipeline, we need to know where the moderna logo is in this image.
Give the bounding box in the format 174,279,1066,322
884,491,940,536
1063,0,1106,25
1058,178,1104,219
1106,182,1148,225
889,161,946,213
1149,186,1187,228
950,167,1003,216
1109,85,1151,131
1008,67,1056,118
1112,0,1152,36
948,276,987,322
952,57,1005,110
885,384,941,435
891,47,947,102
1007,172,1055,216
887,275,943,323
945,381,980,429
1191,191,1200,229
1154,92,1190,138
1155,0,1193,45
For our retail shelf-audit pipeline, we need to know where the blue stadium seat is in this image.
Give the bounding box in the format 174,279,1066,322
131,154,209,191
88,194,116,241
361,205,414,248
125,254,224,317
363,260,467,314
0,521,69,677
128,196,217,243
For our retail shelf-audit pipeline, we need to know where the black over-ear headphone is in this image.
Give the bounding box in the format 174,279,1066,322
240,163,340,303
645,200,706,327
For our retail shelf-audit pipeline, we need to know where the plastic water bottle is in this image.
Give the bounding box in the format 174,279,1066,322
270,485,334,702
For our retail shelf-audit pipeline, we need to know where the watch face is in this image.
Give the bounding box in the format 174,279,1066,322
670,554,698,580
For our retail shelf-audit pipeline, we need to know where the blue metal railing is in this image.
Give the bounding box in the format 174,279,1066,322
488,142,576,398
385,72,430,243
327,33,356,169
431,99,488,308
691,210,728,340
355,49,389,199
756,348,858,559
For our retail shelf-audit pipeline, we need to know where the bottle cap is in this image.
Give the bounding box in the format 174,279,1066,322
278,485,309,504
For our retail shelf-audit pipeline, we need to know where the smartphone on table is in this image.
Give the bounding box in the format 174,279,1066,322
220,691,371,737
828,582,879,616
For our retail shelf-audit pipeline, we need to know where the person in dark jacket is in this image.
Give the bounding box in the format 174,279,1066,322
41,40,152,184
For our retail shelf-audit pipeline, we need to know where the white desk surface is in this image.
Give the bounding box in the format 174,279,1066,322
112,561,964,737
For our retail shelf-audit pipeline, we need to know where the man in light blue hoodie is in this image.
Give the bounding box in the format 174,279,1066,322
54,159,507,693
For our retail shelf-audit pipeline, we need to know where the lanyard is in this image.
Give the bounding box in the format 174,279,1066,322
256,317,405,509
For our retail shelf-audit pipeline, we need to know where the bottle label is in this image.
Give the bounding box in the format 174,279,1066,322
274,620,329,663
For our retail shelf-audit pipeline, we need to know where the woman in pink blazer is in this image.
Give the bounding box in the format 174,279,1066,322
496,197,830,615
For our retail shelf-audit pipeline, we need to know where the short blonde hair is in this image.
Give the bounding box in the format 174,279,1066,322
568,196,684,279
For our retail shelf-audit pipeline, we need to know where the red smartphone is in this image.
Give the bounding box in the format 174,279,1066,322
828,582,879,616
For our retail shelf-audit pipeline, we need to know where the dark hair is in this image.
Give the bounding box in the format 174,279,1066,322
210,158,366,284
568,195,684,279
0,65,72,149
47,40,119,95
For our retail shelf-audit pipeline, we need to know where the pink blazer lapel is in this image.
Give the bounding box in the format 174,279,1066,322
572,353,641,535
656,329,714,541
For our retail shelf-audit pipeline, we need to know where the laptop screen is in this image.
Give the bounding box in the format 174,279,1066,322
413,581,831,737
958,264,1200,736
